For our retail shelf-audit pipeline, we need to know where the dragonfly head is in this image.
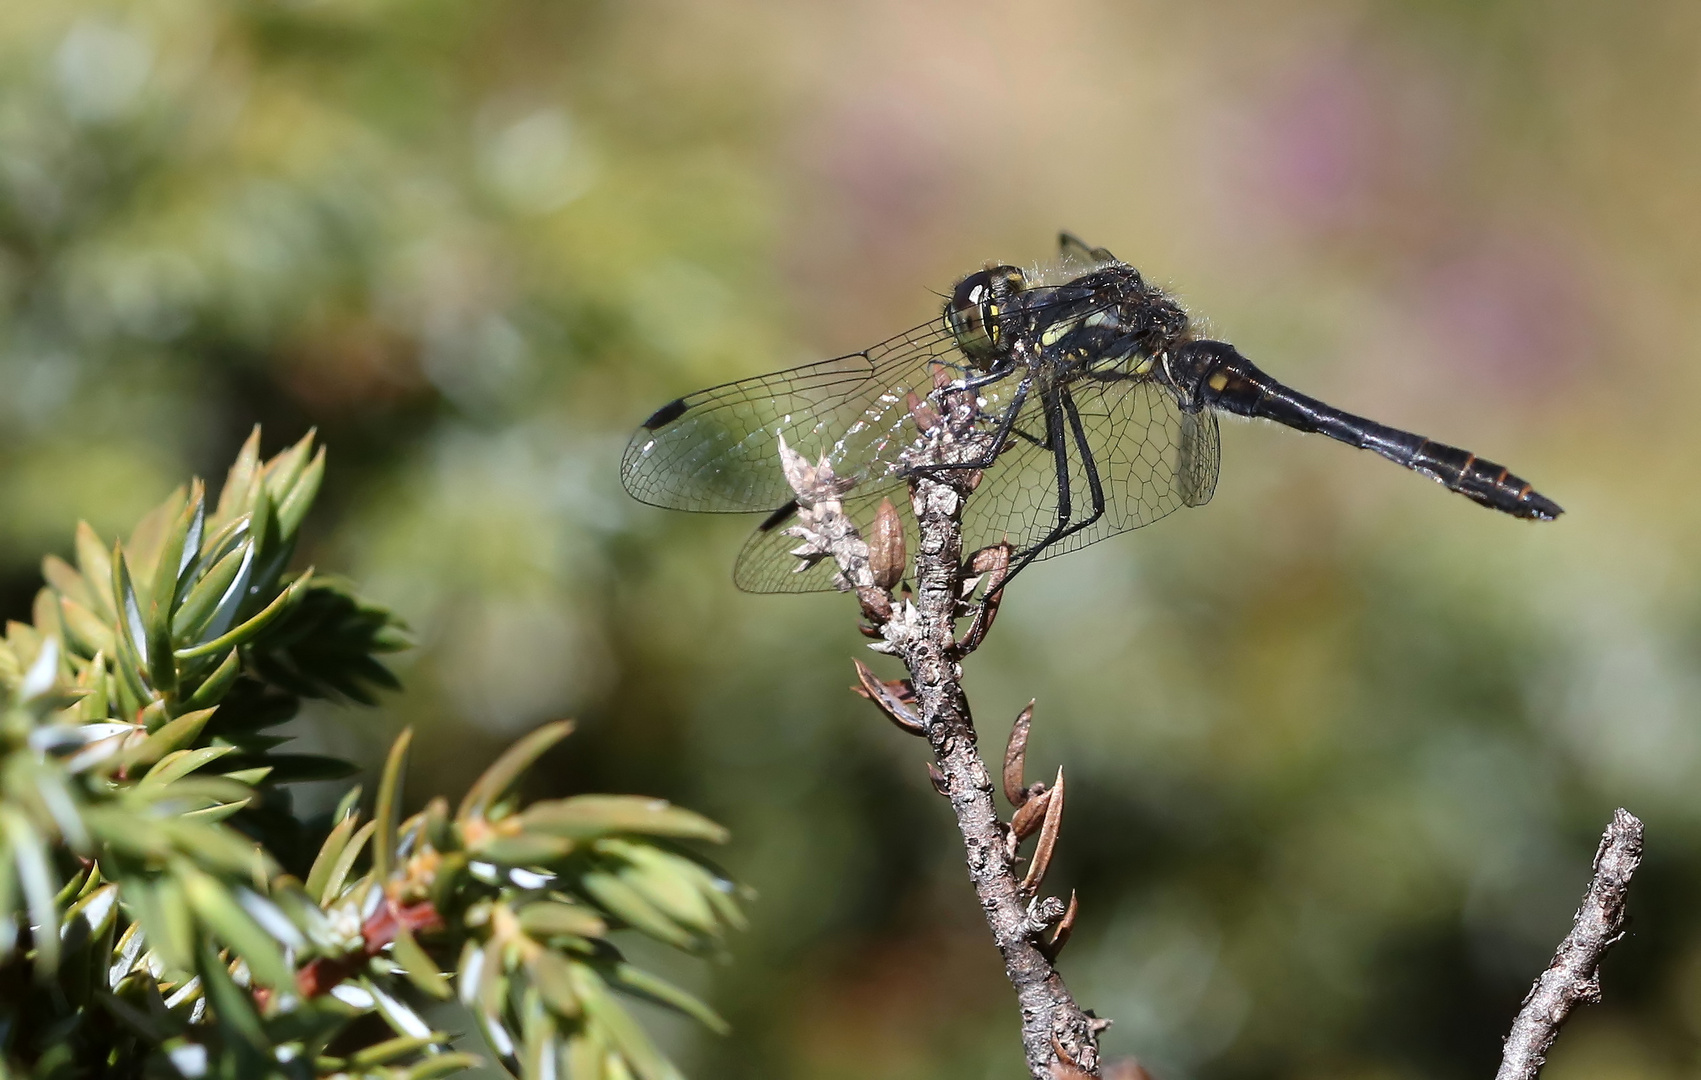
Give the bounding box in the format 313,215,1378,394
945,264,1027,370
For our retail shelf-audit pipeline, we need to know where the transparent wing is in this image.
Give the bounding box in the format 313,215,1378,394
728,374,1220,593
1057,231,1117,268
620,284,1100,515
957,375,1220,565
620,320,972,513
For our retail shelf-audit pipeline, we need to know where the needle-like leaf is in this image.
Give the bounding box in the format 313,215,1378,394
458,720,574,822
1,809,59,973
373,729,414,881
391,920,453,999
520,796,727,844
173,570,313,661
570,963,686,1080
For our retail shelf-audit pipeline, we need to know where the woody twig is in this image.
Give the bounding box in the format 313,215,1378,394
781,376,1103,1078
1495,809,1644,1080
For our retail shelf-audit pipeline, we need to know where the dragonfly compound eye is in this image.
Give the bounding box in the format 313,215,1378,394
945,265,1027,369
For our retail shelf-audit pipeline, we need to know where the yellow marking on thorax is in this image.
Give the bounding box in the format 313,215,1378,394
1040,318,1082,347
1208,372,1230,392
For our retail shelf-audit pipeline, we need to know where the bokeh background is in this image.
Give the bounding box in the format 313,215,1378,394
4,1,1700,1077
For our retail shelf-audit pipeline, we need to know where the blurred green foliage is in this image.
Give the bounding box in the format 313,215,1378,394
3,1,1700,1078
0,434,742,1078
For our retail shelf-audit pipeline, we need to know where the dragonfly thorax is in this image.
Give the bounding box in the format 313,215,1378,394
1020,266,1192,381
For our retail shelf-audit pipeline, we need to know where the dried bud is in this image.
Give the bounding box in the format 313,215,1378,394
777,435,856,506
868,498,906,590
1010,785,1052,840
1002,700,1036,806
905,390,944,434
1040,889,1079,962
850,658,923,735
1021,766,1066,893
1027,894,1069,932
926,762,949,796
858,590,893,626
1049,1036,1093,1079
955,543,1013,656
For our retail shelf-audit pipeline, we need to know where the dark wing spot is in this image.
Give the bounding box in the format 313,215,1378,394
757,500,800,532
642,398,689,430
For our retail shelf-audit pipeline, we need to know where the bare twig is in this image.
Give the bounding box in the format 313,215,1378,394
902,455,1102,1076
1496,808,1644,1080
794,386,1102,1078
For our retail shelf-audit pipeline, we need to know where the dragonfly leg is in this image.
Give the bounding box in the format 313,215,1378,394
994,387,1109,591
1057,387,1108,540
907,373,1034,477
1008,425,1049,449
1038,390,1075,548
951,354,1023,393
991,388,1080,588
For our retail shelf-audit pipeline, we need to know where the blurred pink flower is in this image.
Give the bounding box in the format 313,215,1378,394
1202,43,1455,244
1415,230,1600,385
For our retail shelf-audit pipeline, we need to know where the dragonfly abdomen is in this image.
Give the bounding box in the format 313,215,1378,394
1266,394,1563,521
1174,339,1563,521
1399,442,1561,519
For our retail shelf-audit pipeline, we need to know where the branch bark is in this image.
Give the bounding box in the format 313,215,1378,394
1496,808,1643,1080
777,400,1103,1077
904,467,1102,1078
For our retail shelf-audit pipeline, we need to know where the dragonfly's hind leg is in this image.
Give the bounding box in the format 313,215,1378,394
995,387,1110,591
994,389,1080,588
1057,388,1108,541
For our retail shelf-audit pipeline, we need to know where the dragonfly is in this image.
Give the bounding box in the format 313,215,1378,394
621,234,1562,593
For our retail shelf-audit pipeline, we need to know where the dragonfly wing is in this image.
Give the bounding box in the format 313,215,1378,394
1057,231,1117,268
732,374,1221,591
958,375,1221,563
1177,401,1220,507
620,320,969,513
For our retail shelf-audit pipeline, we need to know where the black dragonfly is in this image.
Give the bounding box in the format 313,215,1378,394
622,234,1562,592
